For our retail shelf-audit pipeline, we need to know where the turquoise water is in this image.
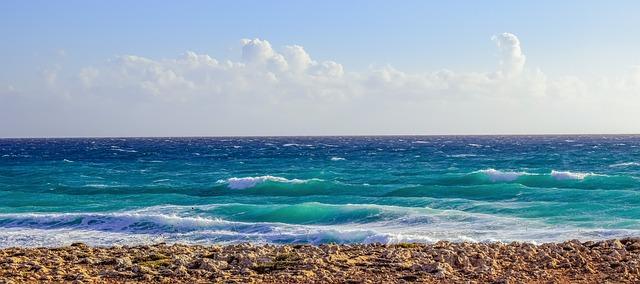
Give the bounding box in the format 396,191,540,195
1,136,639,247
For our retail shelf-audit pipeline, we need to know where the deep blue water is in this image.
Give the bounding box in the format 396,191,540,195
1,136,640,247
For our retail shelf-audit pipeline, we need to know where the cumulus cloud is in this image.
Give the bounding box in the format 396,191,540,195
492,32,526,78
73,35,542,101
282,45,313,73
2,33,640,137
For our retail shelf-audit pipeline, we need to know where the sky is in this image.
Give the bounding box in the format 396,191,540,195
1,0,640,137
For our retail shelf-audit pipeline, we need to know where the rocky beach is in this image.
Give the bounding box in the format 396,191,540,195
1,238,639,283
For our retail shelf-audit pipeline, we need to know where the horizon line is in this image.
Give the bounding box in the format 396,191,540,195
2,133,640,139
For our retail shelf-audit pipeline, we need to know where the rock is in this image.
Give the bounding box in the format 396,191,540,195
1,240,640,283
76,257,94,265
172,255,191,267
420,262,453,275
115,257,133,269
609,250,622,261
173,265,189,277
240,267,256,276
132,265,155,275
299,270,316,278
191,258,228,272
628,242,640,251
611,240,624,250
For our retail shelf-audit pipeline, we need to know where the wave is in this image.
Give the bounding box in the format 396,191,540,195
217,176,321,190
331,157,346,161
282,143,313,147
550,170,600,180
447,154,480,158
428,168,637,190
474,169,607,182
84,184,114,188
475,169,527,182
2,204,640,247
0,212,226,233
609,162,640,168
109,146,138,153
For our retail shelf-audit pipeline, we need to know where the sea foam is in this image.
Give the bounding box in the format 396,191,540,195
550,170,598,180
476,169,527,182
218,176,319,189
475,168,604,182
609,162,640,168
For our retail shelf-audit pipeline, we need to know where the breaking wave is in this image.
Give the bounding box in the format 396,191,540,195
217,176,322,189
1,204,639,248
550,170,600,180
475,169,527,182
473,169,605,182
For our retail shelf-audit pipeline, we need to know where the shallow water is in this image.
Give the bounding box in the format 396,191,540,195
1,136,639,247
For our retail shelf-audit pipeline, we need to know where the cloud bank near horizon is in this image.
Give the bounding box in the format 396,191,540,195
2,33,640,137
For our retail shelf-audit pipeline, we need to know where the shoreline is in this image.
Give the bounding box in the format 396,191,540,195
1,239,639,283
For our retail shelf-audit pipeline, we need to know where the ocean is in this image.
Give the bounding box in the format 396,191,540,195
1,136,639,247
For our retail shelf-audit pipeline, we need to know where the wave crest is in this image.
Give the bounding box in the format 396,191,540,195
550,170,599,180
475,169,527,182
217,176,320,189
474,169,605,182
609,162,640,168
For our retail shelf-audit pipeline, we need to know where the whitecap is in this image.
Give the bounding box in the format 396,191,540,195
609,162,640,168
447,154,479,158
468,143,483,147
550,170,598,180
330,157,346,161
283,143,313,147
110,148,138,153
475,168,527,182
217,175,320,189
62,159,74,163
84,184,111,188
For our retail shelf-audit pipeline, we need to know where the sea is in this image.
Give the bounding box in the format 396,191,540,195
1,135,639,247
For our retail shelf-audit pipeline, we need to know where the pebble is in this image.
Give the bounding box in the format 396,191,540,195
1,239,639,283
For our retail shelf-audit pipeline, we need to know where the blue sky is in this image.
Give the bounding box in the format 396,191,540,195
4,1,639,74
2,1,640,136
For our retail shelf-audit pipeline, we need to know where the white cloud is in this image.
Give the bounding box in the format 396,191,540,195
2,33,640,137
282,45,313,73
71,35,550,101
492,32,526,78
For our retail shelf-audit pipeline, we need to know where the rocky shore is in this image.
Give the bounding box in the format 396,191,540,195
1,238,639,283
